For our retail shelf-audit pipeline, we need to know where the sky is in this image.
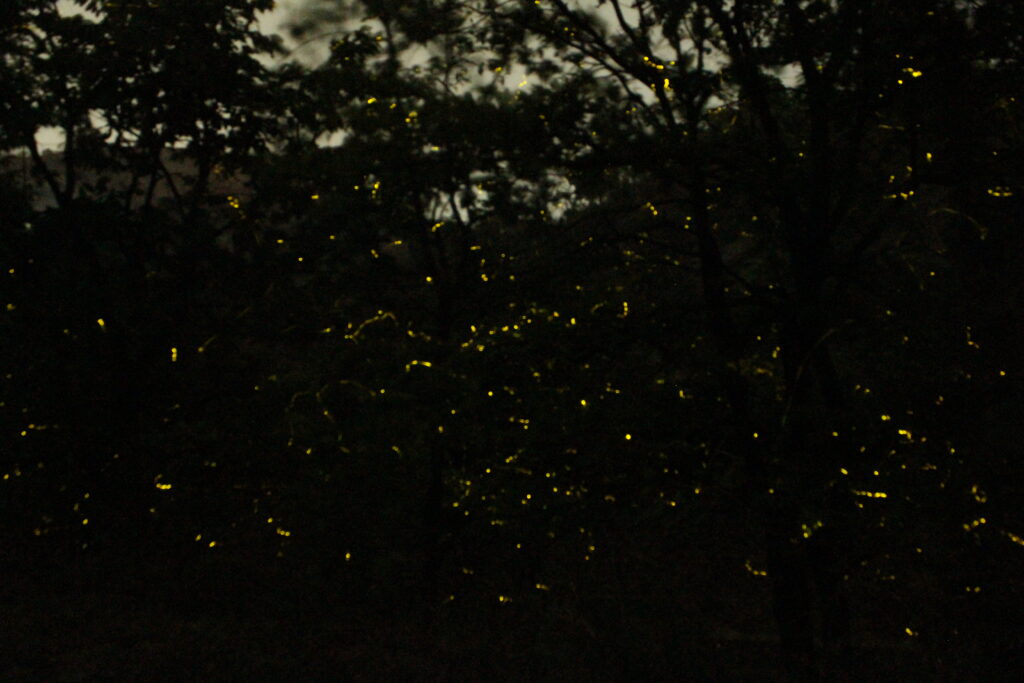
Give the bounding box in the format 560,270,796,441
55,0,302,57
56,0,294,30
39,1,794,151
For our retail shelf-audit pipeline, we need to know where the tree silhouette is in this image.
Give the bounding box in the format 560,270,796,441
1,1,1021,679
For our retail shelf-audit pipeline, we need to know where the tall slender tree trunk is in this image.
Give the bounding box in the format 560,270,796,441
768,300,853,680
418,231,457,605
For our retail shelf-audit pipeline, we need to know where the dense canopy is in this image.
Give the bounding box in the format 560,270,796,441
1,1,1022,679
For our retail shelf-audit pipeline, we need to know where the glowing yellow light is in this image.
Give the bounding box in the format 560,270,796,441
744,559,768,577
963,517,987,531
1003,530,1024,547
852,489,888,499
367,97,377,104
310,194,320,200
170,347,177,362
971,484,987,503
625,434,632,440
96,318,106,330
880,414,891,421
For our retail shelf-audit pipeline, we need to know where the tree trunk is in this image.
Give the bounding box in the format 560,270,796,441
765,500,817,680
765,492,853,681
767,304,853,681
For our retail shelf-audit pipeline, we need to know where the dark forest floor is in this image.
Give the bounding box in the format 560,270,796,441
1,554,962,683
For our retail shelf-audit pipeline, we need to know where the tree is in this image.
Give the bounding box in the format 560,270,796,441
279,0,1022,676
2,1,1020,678
0,0,288,565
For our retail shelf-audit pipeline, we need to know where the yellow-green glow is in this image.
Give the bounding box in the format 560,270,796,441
745,559,768,577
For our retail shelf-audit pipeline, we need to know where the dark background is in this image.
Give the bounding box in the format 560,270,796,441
1,1,1022,680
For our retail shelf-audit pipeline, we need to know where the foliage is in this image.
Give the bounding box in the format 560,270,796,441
1,1,1022,679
